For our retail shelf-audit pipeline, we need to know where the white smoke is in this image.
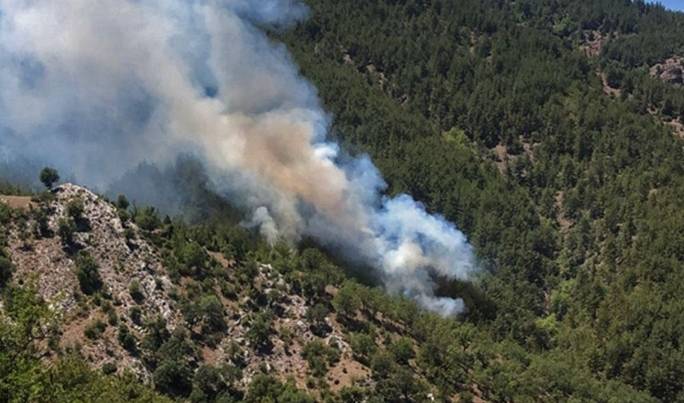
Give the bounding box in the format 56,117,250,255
243,206,280,245
0,0,477,315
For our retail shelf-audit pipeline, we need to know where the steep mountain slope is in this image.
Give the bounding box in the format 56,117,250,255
278,0,684,400
2,0,684,402
1,182,655,402
3,185,373,399
7,184,179,378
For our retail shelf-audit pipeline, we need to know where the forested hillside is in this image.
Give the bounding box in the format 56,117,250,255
277,0,684,400
2,0,684,402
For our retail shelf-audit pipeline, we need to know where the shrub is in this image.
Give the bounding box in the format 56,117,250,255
116,194,129,210
101,362,117,375
339,386,368,402
226,342,247,368
119,209,131,225
246,311,273,350
370,351,395,379
460,391,475,403
124,228,136,244
177,241,208,276
67,199,91,232
299,272,327,302
0,255,14,287
220,282,237,300
107,310,118,326
134,206,161,232
39,167,59,189
302,340,340,378
129,280,145,303
32,209,50,238
199,295,226,333
66,199,85,220
332,281,361,320
0,202,11,225
153,359,193,397
117,323,138,354
75,252,102,295
191,365,228,402
349,332,376,364
141,316,170,353
57,218,76,246
306,303,330,336
245,375,313,403
130,306,143,325
390,337,415,364
84,320,107,340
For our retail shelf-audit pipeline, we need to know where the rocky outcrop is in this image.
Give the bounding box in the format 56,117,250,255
650,56,684,85
8,184,178,377
580,30,608,57
5,184,372,391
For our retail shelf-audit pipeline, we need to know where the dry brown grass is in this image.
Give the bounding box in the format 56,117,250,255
0,195,34,210
327,357,370,392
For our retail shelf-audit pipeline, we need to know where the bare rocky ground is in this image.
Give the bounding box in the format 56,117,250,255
201,262,371,392
4,184,372,393
0,195,34,210
647,57,684,137
650,56,684,86
580,30,609,57
8,184,178,379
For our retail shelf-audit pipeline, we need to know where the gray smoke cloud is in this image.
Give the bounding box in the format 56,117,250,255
0,0,477,316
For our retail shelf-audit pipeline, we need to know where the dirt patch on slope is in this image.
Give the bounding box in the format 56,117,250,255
666,118,684,138
327,358,370,392
650,56,683,85
580,30,608,57
0,195,34,210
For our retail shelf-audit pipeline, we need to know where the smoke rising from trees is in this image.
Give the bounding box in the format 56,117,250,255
0,0,477,315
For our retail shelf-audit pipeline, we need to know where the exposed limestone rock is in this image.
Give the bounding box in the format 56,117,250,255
650,56,684,85
580,30,608,57
4,184,371,392
7,184,179,378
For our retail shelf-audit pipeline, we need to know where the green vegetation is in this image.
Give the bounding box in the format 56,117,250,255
75,252,102,295
306,302,330,336
0,202,11,225
275,0,684,400
130,306,143,325
129,279,145,303
302,339,339,377
349,332,376,365
39,167,59,190
57,217,76,246
2,1,684,401
246,310,273,351
84,319,107,340
0,285,169,402
0,249,13,287
117,323,138,354
245,375,314,403
331,281,362,320
66,198,84,220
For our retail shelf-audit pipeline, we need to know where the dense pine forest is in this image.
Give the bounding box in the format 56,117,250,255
278,0,684,400
2,0,684,401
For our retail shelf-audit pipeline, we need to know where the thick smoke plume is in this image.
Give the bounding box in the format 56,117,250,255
0,0,477,315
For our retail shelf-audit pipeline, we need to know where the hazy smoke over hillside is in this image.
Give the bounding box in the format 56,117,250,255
0,0,477,315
